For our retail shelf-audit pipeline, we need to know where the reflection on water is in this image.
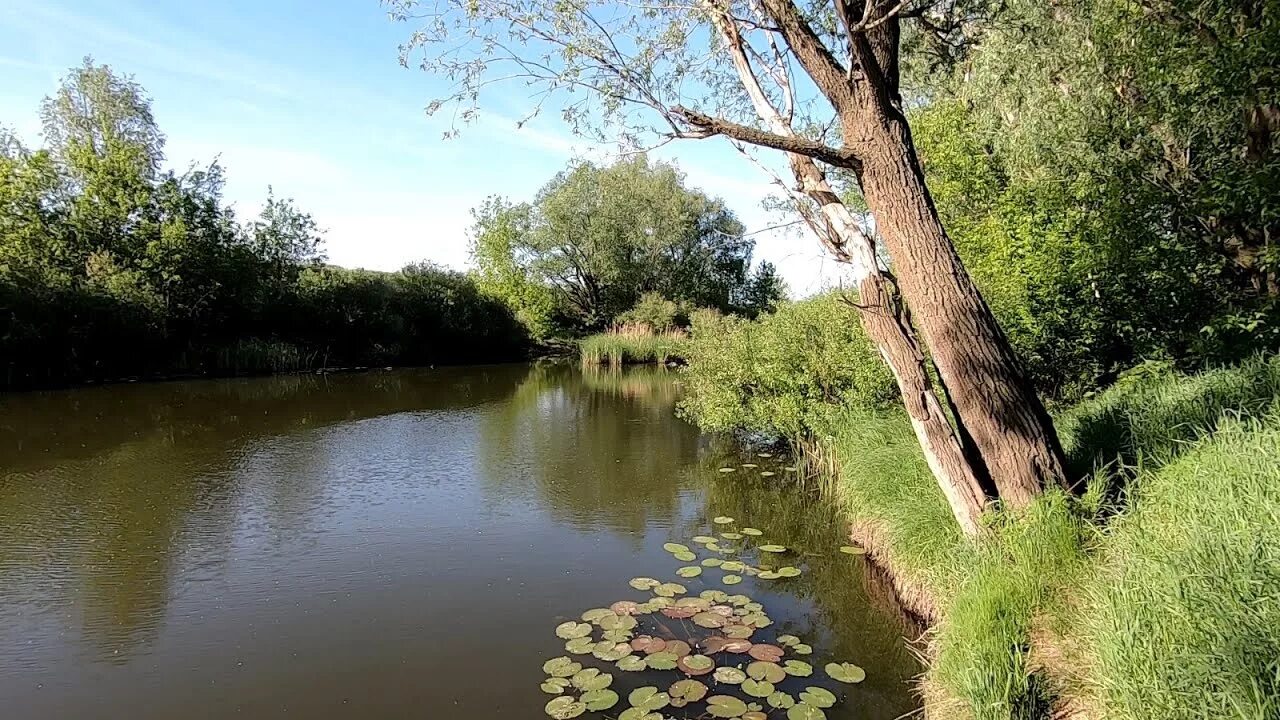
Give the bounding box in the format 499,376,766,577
0,364,918,719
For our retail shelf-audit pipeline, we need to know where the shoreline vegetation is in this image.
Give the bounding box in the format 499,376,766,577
675,300,1280,720
579,324,690,367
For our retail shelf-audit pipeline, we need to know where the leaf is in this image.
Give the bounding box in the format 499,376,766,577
670,678,709,702
702,557,724,567
541,678,569,694
720,532,743,540
743,678,775,697
673,550,697,562
627,686,670,711
722,625,754,640
646,651,678,670
665,639,692,657
799,686,836,708
629,577,660,590
610,600,641,616
544,696,586,719
777,566,802,577
791,643,813,655
713,666,747,684
757,452,773,458
677,565,703,578
616,655,647,671
543,657,582,677
776,634,800,647
599,613,638,631
787,703,827,720
593,642,632,661
783,660,813,677
768,690,796,709
713,516,735,524
618,709,662,720
740,527,763,536
693,611,727,628
582,608,615,623
571,668,612,691
581,689,619,711
748,644,784,662
718,467,737,473
692,535,718,544
555,621,593,639
758,545,787,553
748,661,786,683
722,574,743,585
720,560,746,572
565,637,594,654
663,542,691,553
825,662,866,684
706,695,750,718
654,582,687,597
742,463,758,468
760,471,776,477
676,654,715,675
839,545,867,555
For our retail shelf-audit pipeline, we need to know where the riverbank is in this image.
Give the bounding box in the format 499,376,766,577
811,357,1280,719
578,327,689,366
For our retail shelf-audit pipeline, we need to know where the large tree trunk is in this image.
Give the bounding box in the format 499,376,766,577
855,122,1068,506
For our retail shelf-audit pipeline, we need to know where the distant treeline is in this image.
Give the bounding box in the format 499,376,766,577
0,60,527,389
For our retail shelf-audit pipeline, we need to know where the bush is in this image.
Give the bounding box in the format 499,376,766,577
677,294,897,439
579,324,688,366
617,292,685,331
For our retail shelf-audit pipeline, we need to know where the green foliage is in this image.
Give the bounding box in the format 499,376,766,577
579,327,689,366
912,0,1280,398
469,156,762,330
0,61,527,388
617,292,684,331
678,294,897,439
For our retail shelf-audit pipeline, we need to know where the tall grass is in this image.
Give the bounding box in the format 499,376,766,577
579,323,689,366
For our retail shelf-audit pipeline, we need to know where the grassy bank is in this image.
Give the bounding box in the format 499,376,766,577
816,357,1280,719
579,325,689,366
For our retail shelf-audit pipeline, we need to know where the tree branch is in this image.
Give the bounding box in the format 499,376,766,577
671,105,861,170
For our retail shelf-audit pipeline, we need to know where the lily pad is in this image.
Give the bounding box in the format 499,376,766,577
825,662,866,684
727,594,752,606
555,621,593,639
646,651,679,670
673,550,697,562
701,589,730,602
777,566,802,578
618,710,662,720
610,600,641,616
564,637,594,654
676,654,715,676
722,574,743,585
722,625,755,640
627,686,670,712
743,678,775,698
702,557,724,567
720,532,743,540
582,608,615,623
839,545,867,555
758,545,787,553
757,452,773,458
718,467,737,473
541,678,570,694
669,678,709,703
693,611,727,628
544,696,586,719
616,655,647,671
768,690,796,709
599,613,638,631
787,703,827,720
791,643,813,655
783,660,814,677
740,527,763,536
759,471,776,477
692,535,718,544
742,463,758,468
799,687,837,708
662,605,698,619
581,689,619,711
748,644,784,662
631,636,666,653
776,634,800,647
571,667,613,691
748,660,786,683
757,570,780,580
629,577,660,591
712,516,735,524
707,695,750,718
602,628,633,642
665,639,693,657
720,561,745,572
543,656,582,677
654,582,687,597
713,666,747,684
594,642,633,661
663,542,691,554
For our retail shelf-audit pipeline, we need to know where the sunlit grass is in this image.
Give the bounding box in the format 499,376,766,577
579,323,690,366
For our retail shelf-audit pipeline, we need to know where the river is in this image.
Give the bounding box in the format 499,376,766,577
0,364,920,719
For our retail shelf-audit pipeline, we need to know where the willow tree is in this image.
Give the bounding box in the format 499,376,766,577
386,0,1067,533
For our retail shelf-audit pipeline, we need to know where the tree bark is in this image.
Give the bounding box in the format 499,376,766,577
854,122,1068,506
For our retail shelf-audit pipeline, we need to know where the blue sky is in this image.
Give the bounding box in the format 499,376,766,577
0,0,849,295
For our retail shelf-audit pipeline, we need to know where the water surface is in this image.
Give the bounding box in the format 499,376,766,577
0,364,920,718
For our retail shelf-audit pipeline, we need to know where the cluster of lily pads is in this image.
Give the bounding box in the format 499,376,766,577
541,512,868,719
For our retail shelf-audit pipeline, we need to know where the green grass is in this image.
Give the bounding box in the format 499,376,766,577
579,326,689,366
812,355,1280,719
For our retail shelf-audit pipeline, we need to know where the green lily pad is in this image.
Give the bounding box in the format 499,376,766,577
757,452,773,458
768,690,795,708
543,656,582,677
826,662,866,683
555,621,593,639
722,574,743,585
799,686,837,708
646,651,679,670
581,689,619,711
663,542,691,554
740,527,763,536
616,655,647,671
760,471,776,477
748,661,786,683
742,463,758,468
839,545,867,555
673,550,697,562
592,642,631,661
600,613,638,631
777,566,802,577
692,535,717,544
700,589,730,602
676,565,702,578
787,703,827,720
707,695,750,718
720,532,743,540
757,570,780,580
783,660,814,677
670,678,709,703
693,611,727,628
713,666,747,684
582,608,615,623
758,545,787,553
702,557,724,567
718,467,737,473
565,637,594,654
571,667,613,691
654,582,687,597
629,577,660,591
618,709,662,720
713,516,735,524
627,686,670,711
720,560,745,572
723,624,755,639
791,643,813,655
544,696,586,719
776,634,800,647
602,628,633,642
743,678,775,697
677,654,714,675
541,677,570,694
727,594,752,606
